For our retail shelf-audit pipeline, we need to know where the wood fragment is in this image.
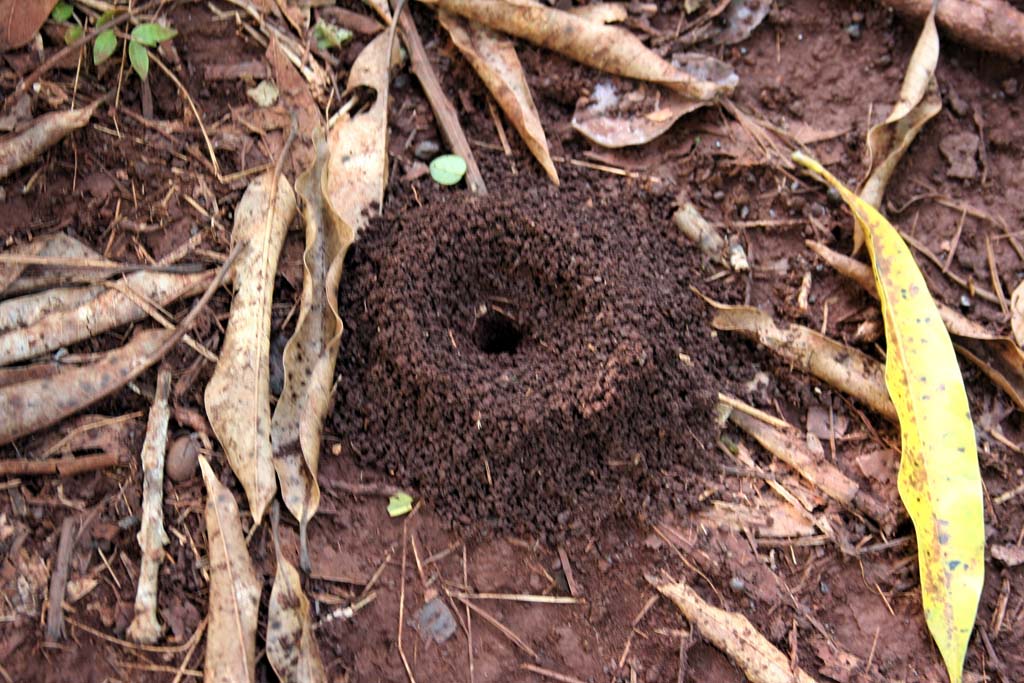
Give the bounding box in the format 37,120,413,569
557,546,580,597
879,0,1024,60
45,516,78,642
0,452,122,478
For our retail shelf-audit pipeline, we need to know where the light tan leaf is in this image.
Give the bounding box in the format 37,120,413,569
362,0,391,23
0,233,107,297
566,2,628,23
856,2,940,252
421,0,736,100
127,365,172,645
325,30,392,230
199,456,261,683
0,100,101,181
1010,280,1023,347
0,328,169,446
266,505,327,683
706,298,898,421
440,11,557,184
0,0,58,51
205,171,296,524
649,574,818,683
0,269,213,365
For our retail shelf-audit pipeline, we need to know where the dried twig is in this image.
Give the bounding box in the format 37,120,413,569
0,452,122,478
45,516,79,642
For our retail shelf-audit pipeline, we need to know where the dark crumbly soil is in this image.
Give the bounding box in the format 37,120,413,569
332,169,729,540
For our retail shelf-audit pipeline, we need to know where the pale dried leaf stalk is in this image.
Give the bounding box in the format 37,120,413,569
267,505,328,683
0,269,213,366
0,233,107,297
0,100,101,181
206,171,296,524
0,283,105,333
199,456,261,683
126,365,173,645
439,11,558,184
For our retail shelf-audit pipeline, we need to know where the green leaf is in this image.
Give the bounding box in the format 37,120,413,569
51,2,74,23
130,22,177,47
128,40,149,80
313,20,353,50
92,29,117,65
387,492,413,517
429,154,467,186
64,24,84,45
96,10,118,26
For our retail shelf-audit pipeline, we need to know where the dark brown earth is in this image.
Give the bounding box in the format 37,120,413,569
1,0,1023,682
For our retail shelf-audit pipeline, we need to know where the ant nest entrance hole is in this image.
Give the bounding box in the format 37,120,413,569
472,304,523,355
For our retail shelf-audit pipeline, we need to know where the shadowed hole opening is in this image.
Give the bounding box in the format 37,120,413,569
472,306,522,355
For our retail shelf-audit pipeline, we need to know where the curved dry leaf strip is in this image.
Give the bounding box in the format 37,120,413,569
266,506,327,683
421,0,736,100
649,574,818,683
0,269,212,366
127,365,172,645
0,233,107,297
856,2,940,251
440,11,558,183
0,328,169,445
0,100,101,181
205,172,296,525
1010,280,1023,348
0,283,105,333
807,240,1024,411
707,299,898,422
796,153,983,683
199,456,261,683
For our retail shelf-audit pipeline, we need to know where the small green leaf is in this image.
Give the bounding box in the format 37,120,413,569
96,10,118,26
313,20,353,50
130,22,177,47
128,40,149,80
387,492,413,518
429,154,467,186
51,2,74,23
64,24,84,45
92,29,117,65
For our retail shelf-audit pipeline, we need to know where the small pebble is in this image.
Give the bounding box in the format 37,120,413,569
819,581,830,594
712,190,726,201
826,187,841,206
739,204,750,220
846,22,862,40
166,434,200,482
414,139,441,161
729,576,746,591
959,293,973,312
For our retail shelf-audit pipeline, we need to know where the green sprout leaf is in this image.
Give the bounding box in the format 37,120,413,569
131,22,177,47
387,492,413,518
128,40,149,80
92,29,117,65
313,19,353,50
64,24,84,45
96,10,118,26
51,2,74,23
429,154,467,186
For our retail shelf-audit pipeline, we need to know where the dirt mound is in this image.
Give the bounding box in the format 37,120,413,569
331,171,730,539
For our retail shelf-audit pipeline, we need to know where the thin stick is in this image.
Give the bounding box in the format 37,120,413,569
717,392,792,431
398,522,416,683
397,6,487,194
463,545,474,683
520,663,588,683
557,546,580,597
450,591,579,604
0,254,204,273
0,452,122,478
149,53,222,180
45,516,78,641
457,598,538,659
985,235,1009,315
943,207,967,272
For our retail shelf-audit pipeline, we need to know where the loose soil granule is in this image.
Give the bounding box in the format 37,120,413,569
332,171,731,540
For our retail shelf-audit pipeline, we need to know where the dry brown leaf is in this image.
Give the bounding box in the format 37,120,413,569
707,299,898,421
0,269,212,366
572,54,736,148
440,11,558,183
362,0,392,23
127,365,172,645
649,574,818,683
807,239,1024,411
0,0,58,51
856,2,940,252
566,2,628,23
422,0,736,100
0,283,105,333
0,328,169,446
199,456,261,683
0,234,107,297
266,36,320,175
0,100,101,181
266,505,327,683
325,30,393,229
205,171,296,525
991,544,1024,567
1010,280,1023,347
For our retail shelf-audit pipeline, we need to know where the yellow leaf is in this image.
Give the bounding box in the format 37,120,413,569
794,151,984,683
206,171,296,524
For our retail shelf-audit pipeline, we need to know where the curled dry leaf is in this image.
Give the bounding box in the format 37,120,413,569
796,153,983,683
706,298,898,422
807,240,1024,412
422,0,736,100
0,100,101,181
126,365,172,645
572,54,736,148
0,0,58,51
0,233,107,297
0,328,168,445
266,505,327,683
199,456,261,683
206,171,296,525
648,574,818,683
856,2,940,252
0,269,213,366
440,11,558,184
